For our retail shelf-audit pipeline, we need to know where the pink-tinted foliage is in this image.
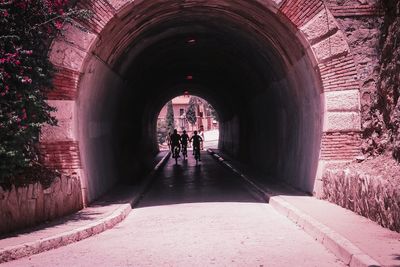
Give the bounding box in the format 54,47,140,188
0,0,89,188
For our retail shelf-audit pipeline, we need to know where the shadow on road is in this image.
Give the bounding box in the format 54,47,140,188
135,151,293,209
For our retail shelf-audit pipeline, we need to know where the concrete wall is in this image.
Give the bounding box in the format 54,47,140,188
76,56,126,202
218,55,322,193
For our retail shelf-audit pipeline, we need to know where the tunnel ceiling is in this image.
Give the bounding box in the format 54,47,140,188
88,2,310,123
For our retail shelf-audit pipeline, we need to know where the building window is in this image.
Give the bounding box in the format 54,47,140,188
180,108,184,116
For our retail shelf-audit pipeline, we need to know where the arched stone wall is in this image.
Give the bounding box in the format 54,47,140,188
42,0,363,205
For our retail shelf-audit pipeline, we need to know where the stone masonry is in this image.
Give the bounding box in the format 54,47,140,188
0,174,82,234
0,0,385,233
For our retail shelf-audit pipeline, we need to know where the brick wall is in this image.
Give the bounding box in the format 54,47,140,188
279,0,324,27
76,0,115,34
39,141,82,170
328,0,382,149
319,55,359,92
47,68,81,100
320,132,361,160
328,4,382,17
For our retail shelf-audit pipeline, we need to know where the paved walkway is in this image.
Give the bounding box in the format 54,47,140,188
1,151,345,266
0,152,169,263
209,149,400,267
0,150,399,266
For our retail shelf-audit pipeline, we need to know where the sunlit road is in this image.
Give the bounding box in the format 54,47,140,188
3,152,345,267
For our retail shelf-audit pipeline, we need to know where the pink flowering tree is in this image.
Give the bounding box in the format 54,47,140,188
0,0,89,187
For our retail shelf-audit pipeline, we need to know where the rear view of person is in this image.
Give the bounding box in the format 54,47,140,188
198,125,205,150
190,130,203,163
170,129,181,164
181,130,189,159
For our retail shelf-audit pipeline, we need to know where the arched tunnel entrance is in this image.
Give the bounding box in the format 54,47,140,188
46,0,362,204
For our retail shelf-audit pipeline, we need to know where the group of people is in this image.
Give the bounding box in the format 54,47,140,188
167,129,203,161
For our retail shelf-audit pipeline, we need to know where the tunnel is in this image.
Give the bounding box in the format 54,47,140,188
74,1,323,202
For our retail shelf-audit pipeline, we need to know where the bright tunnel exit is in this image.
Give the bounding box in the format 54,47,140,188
157,95,220,151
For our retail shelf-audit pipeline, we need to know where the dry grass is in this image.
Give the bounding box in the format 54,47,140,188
322,169,400,232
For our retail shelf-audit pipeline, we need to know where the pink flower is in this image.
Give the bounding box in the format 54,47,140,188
21,76,32,84
22,109,27,120
22,50,33,55
55,21,63,30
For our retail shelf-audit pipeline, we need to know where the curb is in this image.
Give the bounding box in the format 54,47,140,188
0,152,170,264
207,149,381,267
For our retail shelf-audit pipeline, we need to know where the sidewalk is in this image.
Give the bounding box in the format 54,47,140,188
208,149,400,267
0,151,170,264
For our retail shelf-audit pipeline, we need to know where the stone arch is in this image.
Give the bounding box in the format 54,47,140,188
42,0,361,205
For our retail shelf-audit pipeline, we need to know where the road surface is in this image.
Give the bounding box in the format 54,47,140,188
3,152,345,267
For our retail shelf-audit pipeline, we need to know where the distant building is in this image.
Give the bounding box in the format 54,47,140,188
158,95,218,134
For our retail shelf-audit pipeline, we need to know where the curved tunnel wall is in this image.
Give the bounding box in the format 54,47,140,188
44,0,362,204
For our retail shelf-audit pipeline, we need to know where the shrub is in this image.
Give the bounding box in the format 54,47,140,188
0,0,89,188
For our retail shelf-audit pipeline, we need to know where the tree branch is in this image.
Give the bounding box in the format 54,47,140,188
28,9,88,32
0,35,20,40
0,1,14,7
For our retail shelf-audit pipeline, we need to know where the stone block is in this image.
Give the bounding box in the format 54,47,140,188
53,177,61,194
61,176,68,194
62,24,97,51
322,232,362,265
67,179,73,195
300,9,338,44
49,41,87,72
43,187,52,195
7,186,19,221
0,200,4,224
47,100,75,120
18,186,28,205
27,199,37,224
3,188,9,202
312,31,349,62
272,0,284,5
323,112,361,132
108,0,133,11
40,120,75,142
349,254,381,267
32,183,40,199
324,90,360,112
27,184,34,199
0,186,4,200
314,160,327,197
35,188,44,219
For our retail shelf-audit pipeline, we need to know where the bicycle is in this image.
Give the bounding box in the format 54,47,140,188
181,144,188,160
193,146,201,165
172,145,180,165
